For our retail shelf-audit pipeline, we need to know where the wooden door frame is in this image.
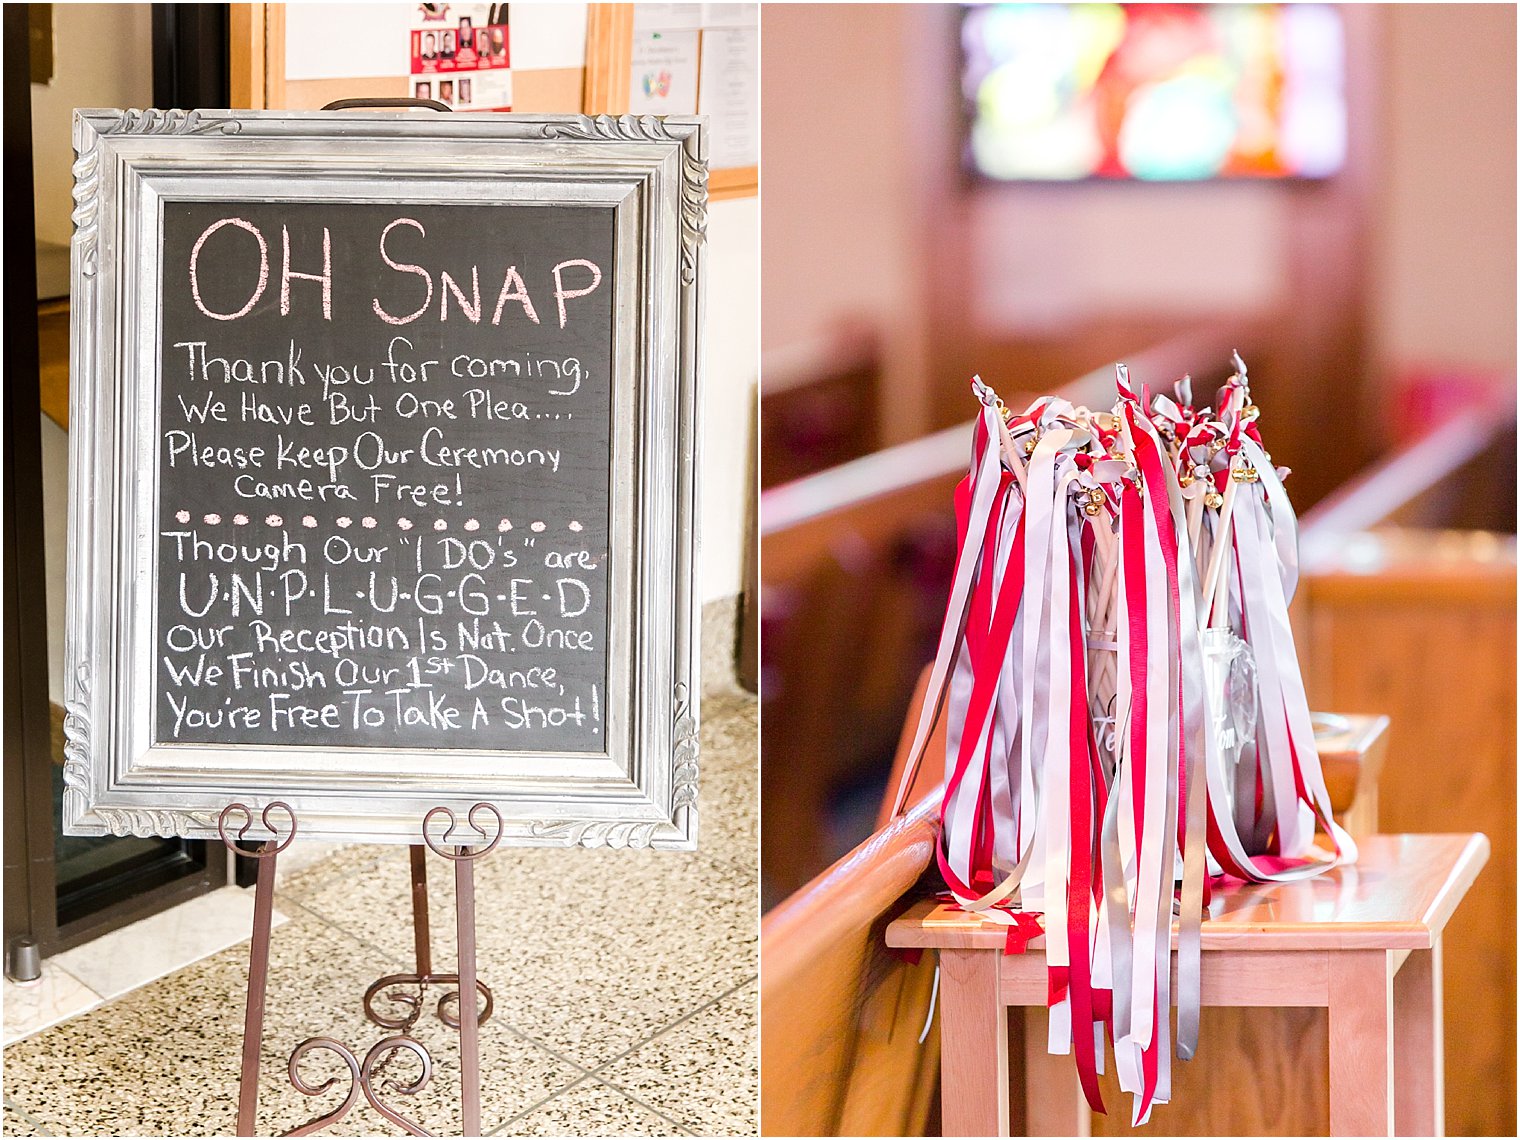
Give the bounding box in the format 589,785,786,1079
4,2,57,979
230,2,282,109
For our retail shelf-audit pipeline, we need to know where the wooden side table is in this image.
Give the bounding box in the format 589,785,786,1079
886,833,1489,1137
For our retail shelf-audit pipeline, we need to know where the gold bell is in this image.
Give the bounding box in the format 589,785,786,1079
1205,491,1225,509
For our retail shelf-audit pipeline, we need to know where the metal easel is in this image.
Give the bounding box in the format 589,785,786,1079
224,97,501,1136
219,801,502,1137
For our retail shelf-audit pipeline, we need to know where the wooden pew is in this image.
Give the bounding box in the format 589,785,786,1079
761,322,882,489
1292,392,1517,1138
760,794,943,1137
762,330,1513,1132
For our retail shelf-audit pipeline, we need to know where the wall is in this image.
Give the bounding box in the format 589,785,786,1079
699,197,759,603
30,3,153,247
763,4,1517,446
760,4,1298,441
968,183,1287,333
759,4,918,351
1370,3,1517,379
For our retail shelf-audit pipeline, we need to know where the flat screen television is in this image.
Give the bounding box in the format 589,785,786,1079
963,3,1346,182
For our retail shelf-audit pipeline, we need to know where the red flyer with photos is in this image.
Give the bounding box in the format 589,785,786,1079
410,3,511,111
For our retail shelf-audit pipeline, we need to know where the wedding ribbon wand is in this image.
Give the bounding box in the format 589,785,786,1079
890,355,1356,1125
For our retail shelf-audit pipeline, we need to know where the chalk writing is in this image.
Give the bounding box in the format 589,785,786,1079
155,201,614,752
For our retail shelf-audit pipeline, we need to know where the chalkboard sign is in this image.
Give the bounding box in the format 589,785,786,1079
64,110,705,849
156,199,614,754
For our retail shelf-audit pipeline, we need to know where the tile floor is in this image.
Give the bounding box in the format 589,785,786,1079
3,963,102,1048
3,889,295,1048
1,686,757,1137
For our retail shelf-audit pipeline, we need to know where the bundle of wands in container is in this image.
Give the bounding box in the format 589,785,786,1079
891,355,1357,1124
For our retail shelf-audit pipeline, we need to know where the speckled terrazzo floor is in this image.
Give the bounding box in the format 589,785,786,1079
1,686,758,1138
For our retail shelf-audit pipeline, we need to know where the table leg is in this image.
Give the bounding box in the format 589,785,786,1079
1329,949,1394,1137
938,949,1008,1137
1022,1006,1088,1138
1394,942,1444,1137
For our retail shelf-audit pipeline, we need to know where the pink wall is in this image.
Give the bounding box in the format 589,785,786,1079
761,4,920,355
761,4,937,440
1370,2,1517,379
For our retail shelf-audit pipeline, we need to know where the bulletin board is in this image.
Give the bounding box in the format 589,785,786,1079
584,4,757,200
231,5,756,199
233,3,740,155
233,4,589,112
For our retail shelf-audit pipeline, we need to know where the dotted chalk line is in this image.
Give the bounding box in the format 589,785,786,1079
171,509,585,534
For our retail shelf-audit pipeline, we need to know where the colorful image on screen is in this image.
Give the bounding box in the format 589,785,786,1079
963,3,1346,181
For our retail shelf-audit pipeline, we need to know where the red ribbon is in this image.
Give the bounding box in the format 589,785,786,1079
1002,912,1044,954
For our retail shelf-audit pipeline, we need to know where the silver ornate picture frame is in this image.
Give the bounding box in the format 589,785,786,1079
64,109,703,850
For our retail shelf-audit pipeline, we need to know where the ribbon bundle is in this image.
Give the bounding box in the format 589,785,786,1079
892,355,1356,1124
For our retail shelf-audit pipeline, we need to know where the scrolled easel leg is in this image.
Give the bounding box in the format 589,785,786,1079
219,802,298,1138
410,844,433,976
423,803,503,1138
456,852,481,1135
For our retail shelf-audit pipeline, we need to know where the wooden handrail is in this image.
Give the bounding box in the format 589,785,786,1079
760,792,940,984
760,791,944,1138
1298,383,1516,567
